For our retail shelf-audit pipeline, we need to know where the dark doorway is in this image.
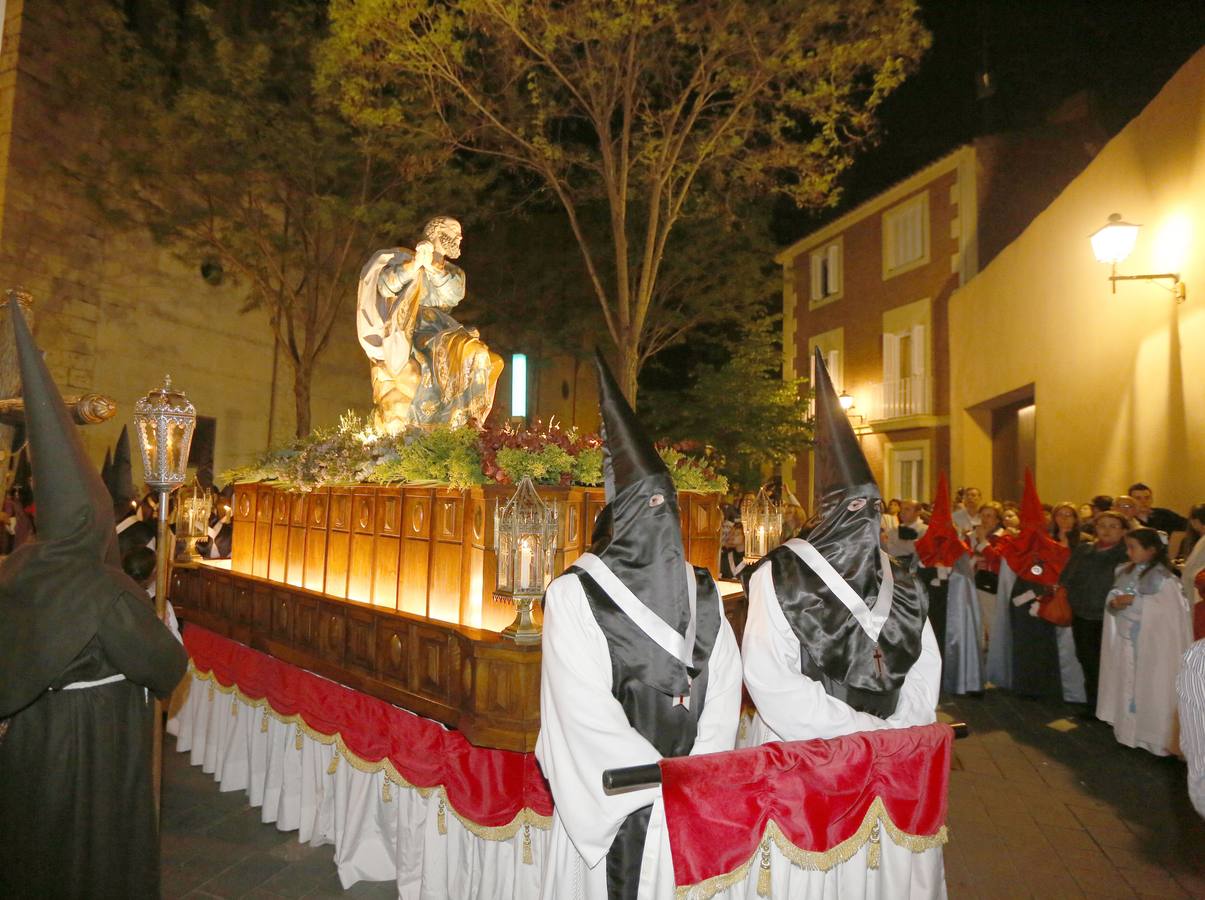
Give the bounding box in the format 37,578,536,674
992,395,1035,503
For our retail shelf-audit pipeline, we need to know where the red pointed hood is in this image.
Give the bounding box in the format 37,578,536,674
914,473,969,567
999,469,1068,585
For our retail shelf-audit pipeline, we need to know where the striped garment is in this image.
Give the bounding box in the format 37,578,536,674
1177,639,1205,818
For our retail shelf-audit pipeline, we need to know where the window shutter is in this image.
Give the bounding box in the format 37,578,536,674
827,349,840,389
826,243,841,296
810,252,823,301
882,332,899,384
910,324,925,375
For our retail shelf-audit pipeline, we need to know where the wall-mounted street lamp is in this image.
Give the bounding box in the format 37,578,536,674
1090,213,1186,302
837,390,865,424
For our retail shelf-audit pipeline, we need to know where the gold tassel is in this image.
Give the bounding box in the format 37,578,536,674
327,751,340,775
208,681,215,701
867,820,881,870
382,778,393,803
437,797,447,835
295,725,304,751
756,837,771,897
522,823,533,865
260,709,269,733
231,696,238,717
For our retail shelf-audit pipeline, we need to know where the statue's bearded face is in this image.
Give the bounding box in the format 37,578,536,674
435,224,462,259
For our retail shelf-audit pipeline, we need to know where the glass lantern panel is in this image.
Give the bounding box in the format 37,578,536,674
137,419,159,478
515,535,539,591
167,420,189,476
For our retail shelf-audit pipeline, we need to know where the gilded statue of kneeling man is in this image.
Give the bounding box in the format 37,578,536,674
357,216,503,433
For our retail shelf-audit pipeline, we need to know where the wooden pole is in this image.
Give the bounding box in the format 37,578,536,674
151,489,171,824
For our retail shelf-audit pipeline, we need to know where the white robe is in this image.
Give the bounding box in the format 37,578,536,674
740,549,947,899
742,551,942,744
534,564,742,900
1098,571,1192,755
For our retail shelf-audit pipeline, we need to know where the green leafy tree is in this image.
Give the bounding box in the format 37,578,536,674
323,0,928,403
642,315,812,487
66,0,446,435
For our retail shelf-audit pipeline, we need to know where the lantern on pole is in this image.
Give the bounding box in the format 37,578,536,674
494,476,559,643
132,374,196,819
741,485,782,564
176,479,212,562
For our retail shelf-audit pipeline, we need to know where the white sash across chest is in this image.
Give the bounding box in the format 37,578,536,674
573,553,698,668
783,539,895,643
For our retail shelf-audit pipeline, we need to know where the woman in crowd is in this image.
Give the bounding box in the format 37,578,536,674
1060,510,1129,712
971,502,1006,652
1179,504,1205,597
1098,528,1192,755
1049,502,1083,549
1001,506,1022,535
953,486,983,538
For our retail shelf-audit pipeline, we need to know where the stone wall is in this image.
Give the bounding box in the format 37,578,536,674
0,0,369,478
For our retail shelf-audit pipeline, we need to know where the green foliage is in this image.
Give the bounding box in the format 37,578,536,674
656,446,729,494
643,316,812,487
221,409,721,492
323,0,929,400
374,426,485,489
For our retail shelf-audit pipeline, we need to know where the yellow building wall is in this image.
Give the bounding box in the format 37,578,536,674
949,48,1205,513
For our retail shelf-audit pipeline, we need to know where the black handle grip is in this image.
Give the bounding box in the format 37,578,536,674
602,762,662,794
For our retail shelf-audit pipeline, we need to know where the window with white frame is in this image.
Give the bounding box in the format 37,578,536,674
891,447,926,502
809,347,841,392
882,193,929,277
809,240,842,304
881,324,928,417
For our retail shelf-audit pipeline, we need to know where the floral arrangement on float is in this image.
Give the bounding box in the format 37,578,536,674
223,412,727,493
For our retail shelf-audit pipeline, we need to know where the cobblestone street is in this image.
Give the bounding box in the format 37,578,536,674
161,690,1205,899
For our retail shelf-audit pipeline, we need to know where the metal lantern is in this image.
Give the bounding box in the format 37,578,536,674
741,485,782,564
133,374,196,490
176,480,212,562
494,476,559,643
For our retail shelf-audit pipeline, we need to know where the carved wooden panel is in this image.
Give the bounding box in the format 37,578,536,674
255,487,274,525
399,538,430,617
372,535,400,610
376,492,402,537
403,490,432,540
434,492,463,543
286,522,306,588
252,515,272,579
252,584,273,631
271,590,292,642
352,488,376,534
376,619,408,688
427,540,463,625
293,594,321,655
325,529,351,599
236,578,255,626
234,484,258,522
273,489,291,525
231,521,255,574
317,601,346,665
329,490,353,532
303,489,329,593
344,606,375,675
411,626,452,702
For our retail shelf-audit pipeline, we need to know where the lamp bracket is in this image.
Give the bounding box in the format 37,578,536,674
1109,266,1186,303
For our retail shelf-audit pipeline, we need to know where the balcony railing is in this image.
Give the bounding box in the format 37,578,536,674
864,374,933,422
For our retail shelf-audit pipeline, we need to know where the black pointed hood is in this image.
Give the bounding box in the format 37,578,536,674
593,350,689,635
804,348,884,605
758,349,927,719
0,298,138,717
109,424,138,517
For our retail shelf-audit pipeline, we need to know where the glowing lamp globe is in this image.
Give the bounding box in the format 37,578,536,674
741,485,782,564
838,391,855,412
177,481,212,562
134,375,196,491
1090,214,1140,265
494,476,559,642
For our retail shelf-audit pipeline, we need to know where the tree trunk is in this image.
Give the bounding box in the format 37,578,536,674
293,362,313,437
619,339,640,408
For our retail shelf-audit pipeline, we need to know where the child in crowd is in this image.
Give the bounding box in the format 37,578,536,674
1098,528,1192,755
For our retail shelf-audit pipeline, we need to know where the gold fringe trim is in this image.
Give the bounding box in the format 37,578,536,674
382,778,392,803
261,708,269,733
231,695,238,717
186,663,552,841
673,800,948,900
327,749,340,775
522,823,533,865
437,798,447,835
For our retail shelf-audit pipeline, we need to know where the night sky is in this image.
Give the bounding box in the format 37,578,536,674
773,0,1205,244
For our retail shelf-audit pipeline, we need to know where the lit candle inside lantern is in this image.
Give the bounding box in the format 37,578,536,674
756,524,766,556
517,537,534,590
